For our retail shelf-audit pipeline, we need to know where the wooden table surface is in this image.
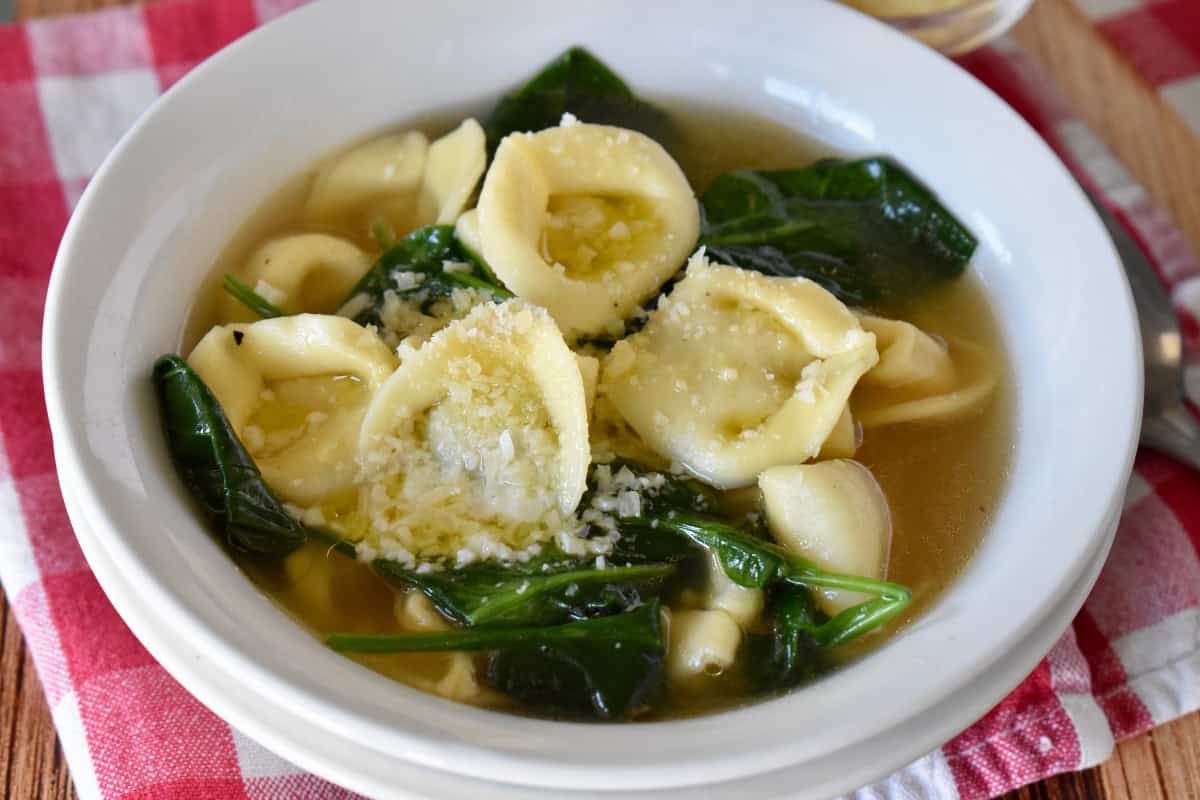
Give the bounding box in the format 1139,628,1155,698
3,0,1200,797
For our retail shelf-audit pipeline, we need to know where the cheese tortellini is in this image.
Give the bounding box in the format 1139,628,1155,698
602,254,879,489
476,122,699,337
418,119,487,225
665,608,743,681
221,234,372,322
852,313,998,427
306,130,428,234
698,551,764,628
818,407,859,460
760,460,892,615
306,120,487,238
187,314,398,505
356,301,592,564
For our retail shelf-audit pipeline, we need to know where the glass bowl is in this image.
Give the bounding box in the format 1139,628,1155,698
842,0,1035,53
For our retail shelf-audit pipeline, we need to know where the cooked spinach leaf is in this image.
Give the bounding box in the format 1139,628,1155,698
581,461,718,564
637,511,909,646
341,225,512,329
585,459,720,517
747,584,826,691
373,553,673,628
699,158,977,303
153,355,306,557
223,274,285,319
603,461,911,647
485,46,674,155
328,602,665,720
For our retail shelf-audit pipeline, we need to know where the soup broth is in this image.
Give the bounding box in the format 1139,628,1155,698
184,102,1012,721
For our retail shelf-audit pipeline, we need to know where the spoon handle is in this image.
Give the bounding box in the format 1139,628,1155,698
1142,404,1200,473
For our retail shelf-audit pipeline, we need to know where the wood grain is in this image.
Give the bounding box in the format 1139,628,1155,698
1,595,75,800
1011,0,1200,255
16,0,127,16
3,0,1199,798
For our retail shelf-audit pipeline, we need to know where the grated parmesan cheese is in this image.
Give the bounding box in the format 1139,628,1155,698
352,302,600,569
390,271,425,291
253,280,287,306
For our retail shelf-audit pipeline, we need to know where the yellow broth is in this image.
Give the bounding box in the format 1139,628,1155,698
199,103,1012,720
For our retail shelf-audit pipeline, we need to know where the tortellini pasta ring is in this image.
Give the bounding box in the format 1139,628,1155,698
476,122,699,337
358,300,591,520
664,608,743,681
187,314,398,505
603,256,879,489
760,459,893,615
853,314,998,428
817,407,860,460
305,121,488,239
305,130,429,233
220,233,372,321
418,118,487,225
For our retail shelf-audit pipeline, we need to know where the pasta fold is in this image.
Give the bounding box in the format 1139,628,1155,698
665,609,742,681
418,118,487,225
305,131,429,235
759,460,892,615
305,121,487,239
356,301,592,564
476,122,698,337
221,234,372,321
187,314,398,504
852,313,997,427
602,255,878,488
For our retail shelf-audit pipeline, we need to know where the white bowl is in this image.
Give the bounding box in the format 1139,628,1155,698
42,0,1141,796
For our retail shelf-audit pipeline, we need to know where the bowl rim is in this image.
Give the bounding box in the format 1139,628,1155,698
42,0,1142,792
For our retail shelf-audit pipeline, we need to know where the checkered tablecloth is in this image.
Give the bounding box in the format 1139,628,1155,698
1,1,1199,798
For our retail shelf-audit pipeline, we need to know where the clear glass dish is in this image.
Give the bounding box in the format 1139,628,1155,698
842,0,1034,54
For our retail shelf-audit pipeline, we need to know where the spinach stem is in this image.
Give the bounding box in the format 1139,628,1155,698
222,274,286,318
638,511,911,647
328,626,552,653
327,602,662,654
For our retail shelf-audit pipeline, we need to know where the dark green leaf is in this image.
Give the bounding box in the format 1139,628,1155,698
605,461,912,646
328,602,666,720
342,225,512,329
654,513,785,588
747,584,826,691
153,355,306,557
223,274,285,318
585,460,720,518
605,520,696,566
699,158,977,303
372,552,674,627
485,47,674,155
581,461,718,564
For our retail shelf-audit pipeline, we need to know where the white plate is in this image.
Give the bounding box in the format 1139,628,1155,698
43,0,1141,794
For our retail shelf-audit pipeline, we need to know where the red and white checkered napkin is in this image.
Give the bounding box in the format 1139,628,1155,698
1,2,1198,798
1071,0,1200,135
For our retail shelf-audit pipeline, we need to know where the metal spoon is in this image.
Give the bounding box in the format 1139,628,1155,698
1087,192,1200,472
